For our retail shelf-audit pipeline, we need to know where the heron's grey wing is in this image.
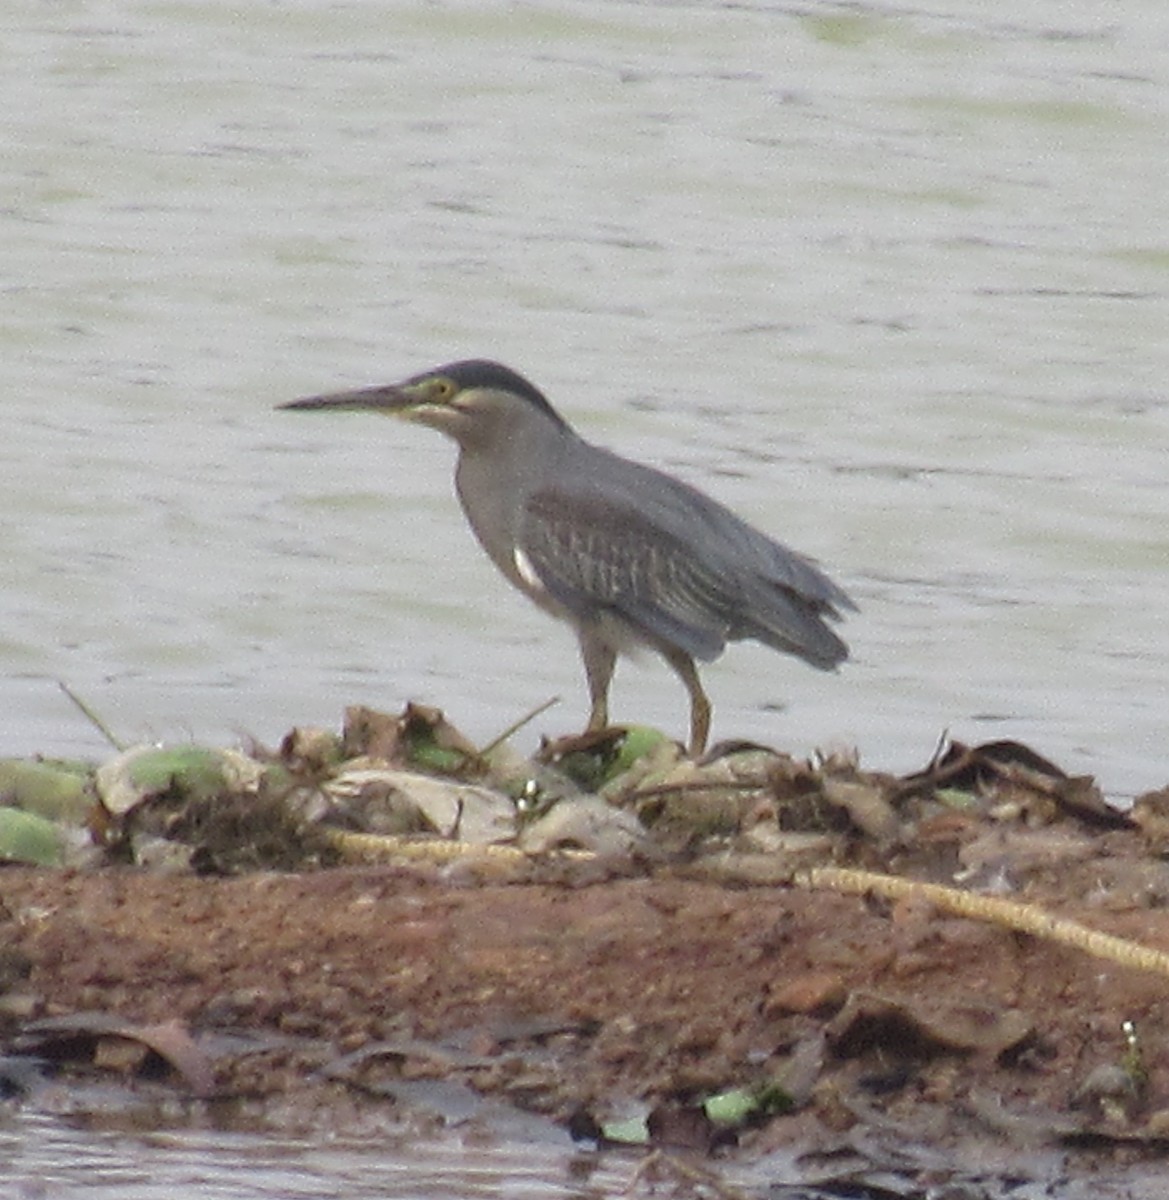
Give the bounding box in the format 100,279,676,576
585,451,853,666
518,488,735,662
607,456,855,618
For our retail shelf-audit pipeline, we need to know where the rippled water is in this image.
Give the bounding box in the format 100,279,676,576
1,1107,636,1200
5,0,1168,801
2,0,1167,1184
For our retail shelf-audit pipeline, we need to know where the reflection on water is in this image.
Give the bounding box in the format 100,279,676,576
5,1104,1163,1199
2,1108,635,1200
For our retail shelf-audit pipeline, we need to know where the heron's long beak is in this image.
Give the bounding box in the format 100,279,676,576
278,384,415,414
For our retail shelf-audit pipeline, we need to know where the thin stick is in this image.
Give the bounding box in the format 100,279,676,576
796,865,1169,979
58,681,125,752
478,695,560,760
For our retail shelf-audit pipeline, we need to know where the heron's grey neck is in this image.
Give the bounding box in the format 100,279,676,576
453,417,578,582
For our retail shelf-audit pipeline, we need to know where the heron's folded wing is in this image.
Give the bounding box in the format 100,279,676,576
519,489,734,661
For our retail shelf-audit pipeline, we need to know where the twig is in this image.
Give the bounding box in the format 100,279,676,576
625,1150,751,1199
478,695,560,759
324,827,527,864
58,680,125,751
926,725,951,772
627,778,798,802
335,818,1169,981
795,865,1169,979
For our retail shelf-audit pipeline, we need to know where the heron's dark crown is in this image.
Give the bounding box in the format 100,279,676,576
413,360,571,430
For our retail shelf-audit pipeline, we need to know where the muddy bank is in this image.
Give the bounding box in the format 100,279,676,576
3,709,1169,1196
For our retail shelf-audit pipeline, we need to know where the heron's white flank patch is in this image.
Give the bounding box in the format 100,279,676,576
514,547,546,595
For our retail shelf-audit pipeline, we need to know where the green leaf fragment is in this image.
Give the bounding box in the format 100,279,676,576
610,726,670,775
0,759,93,824
704,1082,795,1125
131,748,228,801
703,1086,757,1124
935,787,979,809
409,742,470,775
599,1115,649,1145
0,806,66,866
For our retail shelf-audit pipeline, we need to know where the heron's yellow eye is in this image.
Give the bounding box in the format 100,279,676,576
429,376,456,402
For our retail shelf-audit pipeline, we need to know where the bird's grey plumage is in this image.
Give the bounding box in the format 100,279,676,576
279,358,854,754
519,447,851,669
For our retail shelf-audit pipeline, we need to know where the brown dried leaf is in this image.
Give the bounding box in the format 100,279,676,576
646,1101,721,1152
342,703,480,774
897,739,1129,829
15,1013,215,1096
826,991,1033,1061
819,777,901,841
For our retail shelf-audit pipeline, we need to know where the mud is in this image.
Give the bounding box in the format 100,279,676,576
4,718,1169,1196
3,838,1169,1187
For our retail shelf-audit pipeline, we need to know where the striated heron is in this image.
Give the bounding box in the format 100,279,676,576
280,359,854,755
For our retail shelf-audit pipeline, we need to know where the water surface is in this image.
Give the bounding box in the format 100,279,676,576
3,5,1166,790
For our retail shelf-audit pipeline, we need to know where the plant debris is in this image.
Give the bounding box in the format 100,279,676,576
2,703,1169,1195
